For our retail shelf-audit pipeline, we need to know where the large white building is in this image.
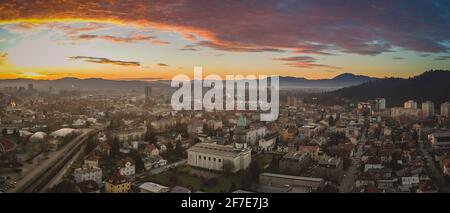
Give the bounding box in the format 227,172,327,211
422,101,435,118
73,166,102,185
404,100,418,109
441,102,450,117
187,143,251,173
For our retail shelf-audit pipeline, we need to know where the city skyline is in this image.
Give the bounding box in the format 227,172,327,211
1,0,450,80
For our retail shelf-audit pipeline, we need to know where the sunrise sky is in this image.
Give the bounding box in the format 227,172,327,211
0,0,449,80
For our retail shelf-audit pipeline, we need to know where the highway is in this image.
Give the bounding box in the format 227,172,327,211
9,129,95,193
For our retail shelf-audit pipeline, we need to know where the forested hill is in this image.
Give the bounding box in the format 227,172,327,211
313,70,450,107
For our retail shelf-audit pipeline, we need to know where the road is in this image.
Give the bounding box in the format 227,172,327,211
9,129,94,193
339,127,366,193
137,159,187,179
39,143,87,192
150,159,187,175
419,143,450,193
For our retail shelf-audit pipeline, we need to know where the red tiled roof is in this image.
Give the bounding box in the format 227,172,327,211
106,172,129,185
85,151,100,161
116,157,134,167
0,138,16,153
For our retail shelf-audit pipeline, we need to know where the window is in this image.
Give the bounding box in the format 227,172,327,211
199,155,201,159
218,159,222,162
204,156,206,160
208,157,211,161
213,158,216,162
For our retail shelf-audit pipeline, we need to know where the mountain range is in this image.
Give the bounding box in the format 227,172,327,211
0,73,377,92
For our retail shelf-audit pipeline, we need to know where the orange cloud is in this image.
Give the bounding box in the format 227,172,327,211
47,22,111,35
273,56,341,69
72,34,170,44
0,52,8,65
69,56,140,66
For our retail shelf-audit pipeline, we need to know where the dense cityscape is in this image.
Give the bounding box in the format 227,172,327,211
1,78,450,193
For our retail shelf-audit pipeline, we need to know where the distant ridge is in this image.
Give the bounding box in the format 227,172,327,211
279,73,378,89
0,73,378,91
0,77,160,91
314,70,450,107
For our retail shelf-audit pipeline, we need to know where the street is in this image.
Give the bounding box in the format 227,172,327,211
137,159,187,179
419,143,450,193
339,127,366,193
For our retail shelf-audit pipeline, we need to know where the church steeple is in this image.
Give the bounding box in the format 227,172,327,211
234,113,248,149
237,113,247,128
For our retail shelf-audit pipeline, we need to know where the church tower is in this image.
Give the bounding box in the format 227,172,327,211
234,113,248,149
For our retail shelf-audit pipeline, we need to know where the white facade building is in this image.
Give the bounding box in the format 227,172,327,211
73,166,102,184
376,98,386,110
404,100,418,109
117,159,135,179
391,107,422,119
422,101,435,118
441,102,450,117
187,143,251,173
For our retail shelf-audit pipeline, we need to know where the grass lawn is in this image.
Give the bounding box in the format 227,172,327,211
139,166,242,193
99,159,116,179
257,153,273,170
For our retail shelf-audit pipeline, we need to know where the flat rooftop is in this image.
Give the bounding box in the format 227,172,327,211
188,143,249,158
260,172,324,182
139,182,168,193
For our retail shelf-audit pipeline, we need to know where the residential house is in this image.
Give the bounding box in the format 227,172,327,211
258,133,278,151
84,152,100,167
298,145,321,161
73,166,102,185
117,158,135,180
105,172,130,193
